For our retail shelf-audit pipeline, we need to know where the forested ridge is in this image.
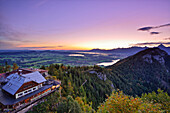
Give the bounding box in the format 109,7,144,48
28,63,169,113
46,64,113,109
107,48,170,96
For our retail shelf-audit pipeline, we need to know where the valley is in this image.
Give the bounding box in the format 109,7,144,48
0,50,122,68
1,44,169,68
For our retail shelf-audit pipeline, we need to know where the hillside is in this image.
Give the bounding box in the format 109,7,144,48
107,48,170,96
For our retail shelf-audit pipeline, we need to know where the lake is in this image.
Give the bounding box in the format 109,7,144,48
97,59,120,66
69,54,84,57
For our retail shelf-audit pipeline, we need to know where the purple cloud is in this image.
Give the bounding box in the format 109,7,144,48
138,23,170,32
138,27,153,31
132,42,170,46
0,41,16,49
19,46,57,49
150,32,160,35
0,22,29,42
164,37,170,40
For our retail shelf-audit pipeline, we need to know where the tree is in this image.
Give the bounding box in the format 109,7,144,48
79,86,86,97
57,95,82,113
97,90,162,113
40,65,45,70
48,64,56,76
75,97,95,113
5,61,9,72
67,80,74,95
13,63,19,71
0,65,5,73
141,89,170,112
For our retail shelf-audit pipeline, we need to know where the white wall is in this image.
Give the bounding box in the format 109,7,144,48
15,85,38,99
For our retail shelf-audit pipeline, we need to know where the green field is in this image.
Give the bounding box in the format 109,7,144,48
0,50,121,68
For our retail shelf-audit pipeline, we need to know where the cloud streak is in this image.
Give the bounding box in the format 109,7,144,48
132,42,170,46
57,45,63,47
138,23,170,31
0,18,30,43
138,27,153,31
164,37,170,40
17,45,65,50
150,32,160,35
35,0,50,8
0,40,16,49
18,46,57,49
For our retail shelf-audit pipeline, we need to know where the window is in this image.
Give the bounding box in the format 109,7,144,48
28,89,32,92
18,93,23,96
18,77,21,81
8,82,12,87
24,91,28,94
13,76,17,79
33,88,36,90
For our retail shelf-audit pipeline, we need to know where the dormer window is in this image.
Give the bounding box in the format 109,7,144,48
8,82,12,87
13,76,17,79
18,77,21,81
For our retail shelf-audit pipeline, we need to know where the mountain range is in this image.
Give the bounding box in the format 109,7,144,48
89,44,170,56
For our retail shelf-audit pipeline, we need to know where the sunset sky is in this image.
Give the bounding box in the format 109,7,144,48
0,0,170,50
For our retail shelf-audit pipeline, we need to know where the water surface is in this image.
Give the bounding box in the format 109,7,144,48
97,59,120,66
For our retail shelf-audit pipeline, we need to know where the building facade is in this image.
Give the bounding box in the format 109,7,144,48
0,69,60,112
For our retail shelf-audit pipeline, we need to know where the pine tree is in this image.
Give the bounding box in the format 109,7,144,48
13,63,19,71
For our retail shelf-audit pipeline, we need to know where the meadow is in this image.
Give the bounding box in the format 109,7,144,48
0,50,122,68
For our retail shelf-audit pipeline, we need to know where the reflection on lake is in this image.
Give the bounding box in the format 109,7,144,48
77,52,109,56
69,54,84,57
97,59,120,66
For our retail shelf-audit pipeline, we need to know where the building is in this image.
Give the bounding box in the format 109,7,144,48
0,69,60,112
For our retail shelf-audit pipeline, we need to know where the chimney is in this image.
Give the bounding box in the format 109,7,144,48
18,70,22,75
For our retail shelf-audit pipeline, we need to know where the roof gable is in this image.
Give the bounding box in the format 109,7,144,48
22,71,46,83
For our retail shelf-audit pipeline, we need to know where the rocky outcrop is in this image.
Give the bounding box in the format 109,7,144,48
89,71,107,81
153,55,165,64
143,54,152,63
142,48,168,65
143,54,165,65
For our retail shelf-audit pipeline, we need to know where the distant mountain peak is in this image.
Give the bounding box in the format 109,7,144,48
158,44,166,48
